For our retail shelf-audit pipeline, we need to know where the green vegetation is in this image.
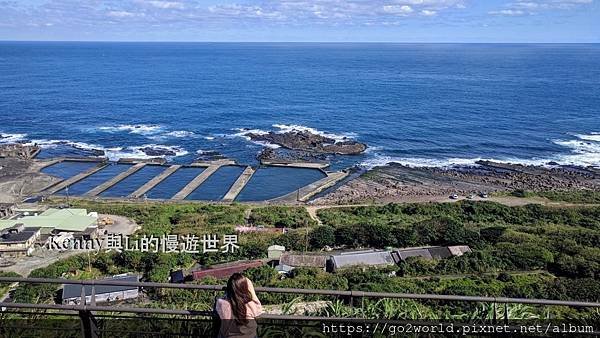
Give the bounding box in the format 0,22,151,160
248,206,317,228
317,202,600,280
507,189,600,204
0,271,20,297
10,199,600,321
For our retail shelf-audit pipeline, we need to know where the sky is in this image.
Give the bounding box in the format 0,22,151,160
0,0,598,42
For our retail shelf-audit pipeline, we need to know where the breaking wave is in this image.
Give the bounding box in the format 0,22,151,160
551,132,600,167
361,132,600,169
0,132,28,143
272,124,357,141
231,124,356,148
24,139,188,161
97,124,164,135
147,130,198,141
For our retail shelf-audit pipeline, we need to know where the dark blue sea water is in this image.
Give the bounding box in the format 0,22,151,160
1,42,599,169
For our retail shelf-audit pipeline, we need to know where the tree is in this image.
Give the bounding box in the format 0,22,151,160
309,226,335,249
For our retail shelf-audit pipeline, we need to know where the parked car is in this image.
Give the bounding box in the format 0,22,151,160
449,194,459,200
479,192,489,198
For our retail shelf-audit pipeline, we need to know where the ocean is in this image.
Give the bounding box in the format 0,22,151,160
1,42,599,170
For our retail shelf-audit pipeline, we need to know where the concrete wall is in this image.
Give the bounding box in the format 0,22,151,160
63,289,139,305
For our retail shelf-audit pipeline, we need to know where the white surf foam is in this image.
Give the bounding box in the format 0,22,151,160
103,145,188,161
164,130,196,138
26,139,106,151
231,124,357,149
361,131,600,169
231,128,269,140
360,156,483,169
98,124,164,135
272,124,357,142
147,130,198,141
26,139,188,161
0,132,27,143
552,133,600,167
360,155,556,169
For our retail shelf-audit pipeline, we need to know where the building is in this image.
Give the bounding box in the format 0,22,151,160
328,250,395,272
0,208,98,238
235,226,286,234
192,260,264,280
279,253,328,270
0,224,41,257
62,274,139,305
0,203,15,219
170,269,185,283
391,246,472,263
267,245,286,260
274,264,295,275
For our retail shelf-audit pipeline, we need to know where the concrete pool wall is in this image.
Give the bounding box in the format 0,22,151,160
39,159,347,203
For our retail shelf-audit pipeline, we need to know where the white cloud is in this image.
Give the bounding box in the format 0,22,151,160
383,5,414,15
489,9,526,15
0,0,470,29
107,10,138,18
490,0,594,16
147,1,185,10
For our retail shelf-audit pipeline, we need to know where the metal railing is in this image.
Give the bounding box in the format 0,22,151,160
1,276,599,337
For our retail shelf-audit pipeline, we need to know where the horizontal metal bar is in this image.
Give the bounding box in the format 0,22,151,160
2,306,599,336
1,276,599,308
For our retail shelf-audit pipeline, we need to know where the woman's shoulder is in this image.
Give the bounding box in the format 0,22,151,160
216,297,230,307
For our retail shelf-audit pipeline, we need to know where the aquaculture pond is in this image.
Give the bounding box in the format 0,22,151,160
41,161,98,180
56,163,131,196
185,166,245,201
145,166,204,199
100,165,166,198
236,167,326,201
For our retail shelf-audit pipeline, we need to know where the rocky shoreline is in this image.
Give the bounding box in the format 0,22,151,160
313,161,600,205
0,158,59,203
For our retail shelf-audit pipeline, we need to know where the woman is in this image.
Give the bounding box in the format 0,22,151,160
215,273,263,338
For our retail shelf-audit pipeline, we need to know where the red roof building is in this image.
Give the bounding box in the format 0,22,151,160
191,260,264,280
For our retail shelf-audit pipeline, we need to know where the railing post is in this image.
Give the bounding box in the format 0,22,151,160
91,285,96,306
79,310,99,338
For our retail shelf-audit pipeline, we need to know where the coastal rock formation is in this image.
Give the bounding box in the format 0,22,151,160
314,162,600,205
0,144,40,160
140,146,177,157
257,148,329,164
0,158,60,203
196,150,227,162
246,130,367,155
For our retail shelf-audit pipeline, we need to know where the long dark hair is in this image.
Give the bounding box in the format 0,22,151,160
225,273,251,325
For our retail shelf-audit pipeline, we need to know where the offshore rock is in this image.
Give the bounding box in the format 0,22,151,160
247,130,367,154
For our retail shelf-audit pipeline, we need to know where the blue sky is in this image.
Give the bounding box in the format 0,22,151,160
0,0,598,42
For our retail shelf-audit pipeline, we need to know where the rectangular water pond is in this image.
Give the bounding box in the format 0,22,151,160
236,167,327,202
41,161,99,180
185,166,245,201
145,167,205,199
100,165,167,198
56,163,132,196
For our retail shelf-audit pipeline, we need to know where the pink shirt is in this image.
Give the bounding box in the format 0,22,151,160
216,297,263,338
216,297,263,320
